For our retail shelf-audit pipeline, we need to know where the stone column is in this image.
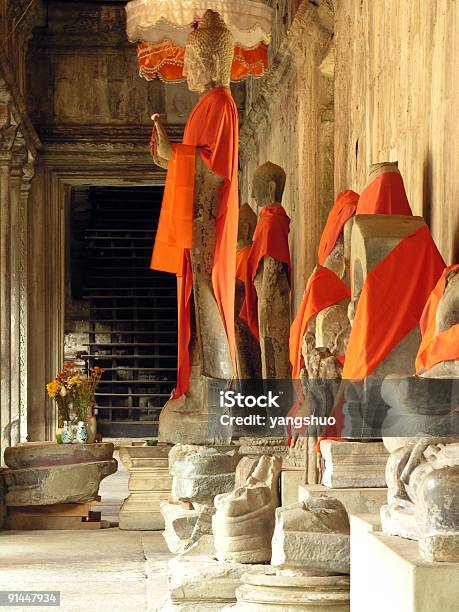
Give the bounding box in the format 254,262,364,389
18,153,34,441
0,122,16,458
8,138,27,447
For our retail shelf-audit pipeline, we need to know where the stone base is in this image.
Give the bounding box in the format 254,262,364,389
280,469,303,506
419,533,459,563
350,514,459,612
162,601,225,611
230,571,350,611
320,440,388,488
299,484,387,516
165,554,268,610
158,377,232,445
119,445,172,531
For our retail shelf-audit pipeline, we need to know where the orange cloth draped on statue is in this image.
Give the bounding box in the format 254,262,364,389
289,267,351,380
342,225,446,380
356,171,413,216
150,87,239,398
317,190,359,266
240,205,291,341
235,245,251,283
415,264,459,373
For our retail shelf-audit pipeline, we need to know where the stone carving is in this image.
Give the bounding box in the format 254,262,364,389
161,501,214,556
235,203,262,379
271,497,350,574
381,438,459,562
320,440,389,488
163,553,269,611
152,11,238,445
252,162,291,379
348,213,425,377
422,266,459,378
170,445,241,509
213,455,281,563
3,442,117,506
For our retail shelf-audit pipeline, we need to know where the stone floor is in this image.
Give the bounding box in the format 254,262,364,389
0,451,174,611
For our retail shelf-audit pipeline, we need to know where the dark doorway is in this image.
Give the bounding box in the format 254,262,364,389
68,186,177,438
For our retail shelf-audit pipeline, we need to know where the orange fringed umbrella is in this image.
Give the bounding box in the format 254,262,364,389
126,0,273,82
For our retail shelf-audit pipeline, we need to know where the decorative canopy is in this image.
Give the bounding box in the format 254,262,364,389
125,0,273,82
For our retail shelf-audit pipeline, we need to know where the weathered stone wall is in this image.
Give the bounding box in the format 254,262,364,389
0,0,44,461
334,0,459,264
240,1,334,312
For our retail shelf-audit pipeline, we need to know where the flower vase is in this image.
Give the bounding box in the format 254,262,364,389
76,421,88,444
62,421,73,444
87,415,97,444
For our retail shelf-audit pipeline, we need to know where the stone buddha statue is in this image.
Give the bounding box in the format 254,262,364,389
381,263,459,562
235,203,262,379
422,266,459,378
149,10,240,444
381,264,459,444
251,162,291,379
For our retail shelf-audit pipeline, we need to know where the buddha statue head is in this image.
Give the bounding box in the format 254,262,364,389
184,10,235,93
368,161,400,181
237,203,258,251
252,162,287,211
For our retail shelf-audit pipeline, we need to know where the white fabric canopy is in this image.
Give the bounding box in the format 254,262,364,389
126,0,273,49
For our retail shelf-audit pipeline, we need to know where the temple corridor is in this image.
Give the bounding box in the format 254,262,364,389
1,1,458,611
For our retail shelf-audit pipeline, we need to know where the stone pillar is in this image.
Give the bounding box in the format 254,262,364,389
0,126,35,461
0,139,12,455
0,122,16,458
18,154,33,441
8,138,27,447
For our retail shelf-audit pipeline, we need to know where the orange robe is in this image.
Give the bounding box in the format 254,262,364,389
235,245,251,283
342,225,446,380
150,87,239,398
317,190,359,265
289,267,351,379
240,205,291,341
415,264,459,373
356,171,412,216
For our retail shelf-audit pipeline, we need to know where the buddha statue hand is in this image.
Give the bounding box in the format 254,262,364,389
150,113,172,168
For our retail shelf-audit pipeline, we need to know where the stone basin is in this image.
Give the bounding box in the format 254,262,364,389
3,460,117,506
4,442,115,469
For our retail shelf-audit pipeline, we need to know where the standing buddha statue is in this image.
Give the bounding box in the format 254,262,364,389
149,10,239,444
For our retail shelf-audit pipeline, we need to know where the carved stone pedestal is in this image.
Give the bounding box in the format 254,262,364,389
226,572,350,611
119,445,172,530
351,515,459,612
320,440,389,488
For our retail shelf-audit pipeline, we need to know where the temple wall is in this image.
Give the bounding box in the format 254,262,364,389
239,1,334,313
334,0,459,264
